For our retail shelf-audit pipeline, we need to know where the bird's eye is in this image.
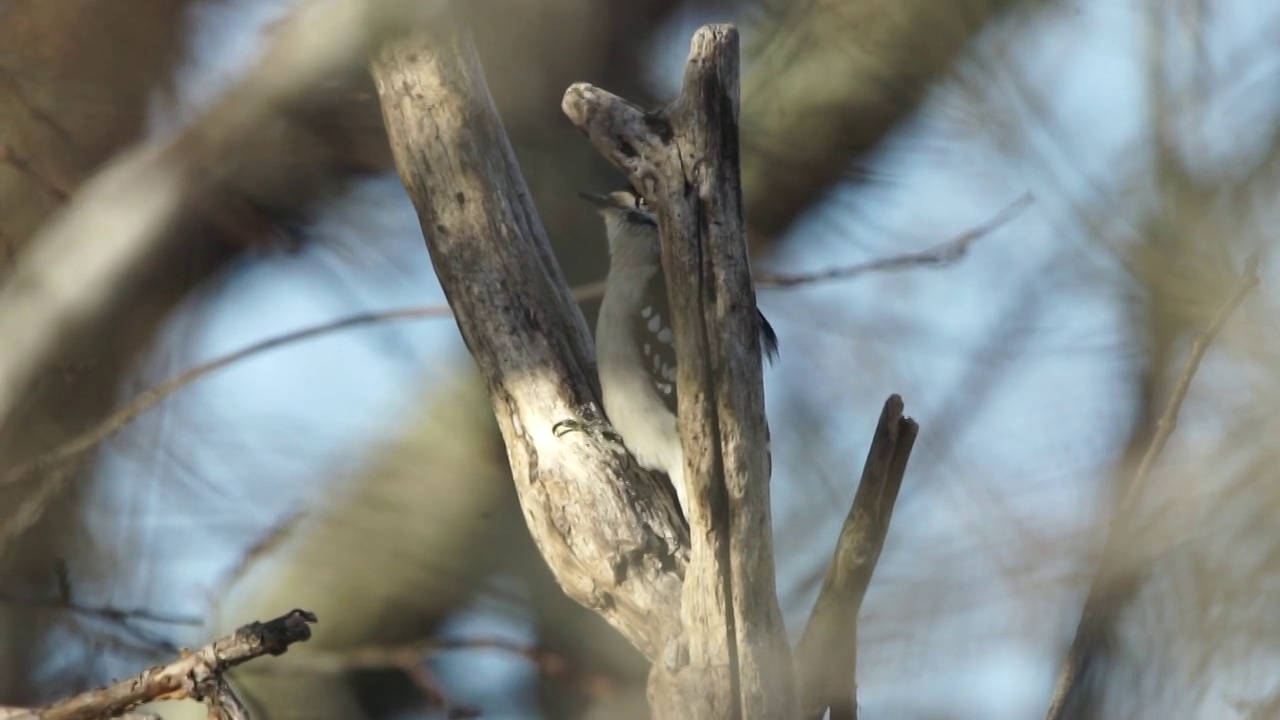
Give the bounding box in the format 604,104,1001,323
634,196,648,210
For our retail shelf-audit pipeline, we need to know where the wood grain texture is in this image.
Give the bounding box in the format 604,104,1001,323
794,396,917,720
370,24,688,663
563,25,796,719
9,609,315,720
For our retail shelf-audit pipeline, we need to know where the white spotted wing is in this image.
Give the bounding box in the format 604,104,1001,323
634,271,779,417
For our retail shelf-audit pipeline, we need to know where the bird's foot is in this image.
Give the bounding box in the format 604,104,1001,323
553,402,625,452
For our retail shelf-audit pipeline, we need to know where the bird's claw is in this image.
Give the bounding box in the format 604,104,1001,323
553,403,625,451
551,418,584,437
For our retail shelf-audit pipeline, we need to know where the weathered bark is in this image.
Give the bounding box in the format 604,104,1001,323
0,0,988,707
370,24,688,662
563,26,796,719
194,4,1028,713
7,609,315,720
0,0,683,712
794,396,916,720
236,6,687,717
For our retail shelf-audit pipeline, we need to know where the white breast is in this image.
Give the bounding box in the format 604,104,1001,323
595,265,688,512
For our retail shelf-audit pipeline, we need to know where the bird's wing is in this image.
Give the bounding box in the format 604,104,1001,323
633,271,779,419
633,270,680,417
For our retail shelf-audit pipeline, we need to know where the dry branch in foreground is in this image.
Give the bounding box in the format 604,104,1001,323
6,609,316,720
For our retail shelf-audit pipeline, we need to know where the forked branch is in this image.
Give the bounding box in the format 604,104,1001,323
7,609,315,720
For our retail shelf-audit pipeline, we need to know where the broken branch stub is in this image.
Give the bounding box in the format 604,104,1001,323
12,609,316,720
795,395,917,720
564,24,797,719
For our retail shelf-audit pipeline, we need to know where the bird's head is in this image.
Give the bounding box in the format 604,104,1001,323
578,189,659,258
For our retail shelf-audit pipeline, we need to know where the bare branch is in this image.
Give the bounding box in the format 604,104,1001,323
0,305,450,491
1122,253,1260,515
0,571,198,653
369,22,687,662
9,609,316,720
1044,253,1261,720
0,200,1014,502
199,677,251,720
795,395,917,720
564,24,797,719
755,193,1033,287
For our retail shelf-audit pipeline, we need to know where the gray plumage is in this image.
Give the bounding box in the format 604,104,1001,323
581,189,777,516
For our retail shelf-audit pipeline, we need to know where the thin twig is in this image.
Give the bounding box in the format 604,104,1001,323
1121,252,1261,514
198,676,251,720
1044,253,1260,720
3,562,189,653
0,200,1020,491
10,609,316,720
0,307,450,487
1,464,78,556
794,395,918,720
755,193,1033,287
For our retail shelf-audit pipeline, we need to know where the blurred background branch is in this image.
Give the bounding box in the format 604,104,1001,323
1045,253,1261,720
739,0,1036,243
0,196,1026,532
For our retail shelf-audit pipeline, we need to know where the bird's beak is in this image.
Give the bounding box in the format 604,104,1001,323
576,191,614,208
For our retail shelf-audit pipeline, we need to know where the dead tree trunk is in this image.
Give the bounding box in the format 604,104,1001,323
371,18,917,720
369,21,688,663
562,26,795,718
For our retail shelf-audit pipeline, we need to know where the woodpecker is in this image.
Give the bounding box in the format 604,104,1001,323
577,189,778,516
